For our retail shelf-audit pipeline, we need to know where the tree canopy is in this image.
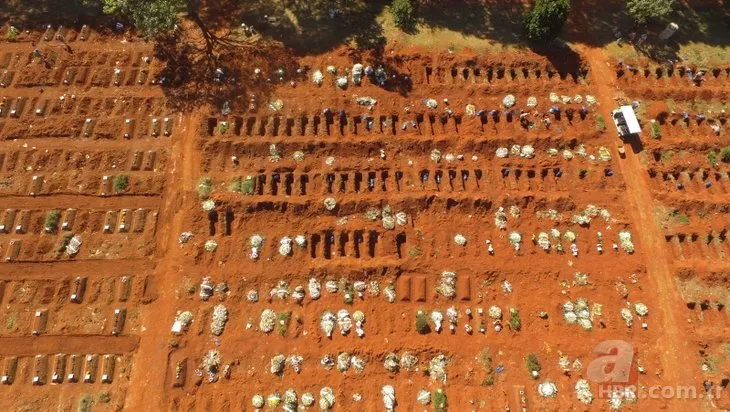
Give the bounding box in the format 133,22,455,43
523,0,570,42
103,0,184,39
626,0,674,24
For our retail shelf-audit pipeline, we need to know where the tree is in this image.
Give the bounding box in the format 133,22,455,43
626,0,674,24
523,0,570,42
103,0,183,39
390,0,416,32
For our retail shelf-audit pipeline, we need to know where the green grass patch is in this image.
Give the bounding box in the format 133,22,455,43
660,150,674,163
433,389,448,412
408,246,422,257
670,209,690,225
6,26,19,40
277,311,292,336
197,177,212,199
113,175,129,193
241,176,256,195
526,353,541,379
78,394,94,412
228,177,242,192
415,309,429,334
595,114,606,133
721,147,730,163
509,307,521,331
481,347,495,386
650,121,661,139
708,151,718,167
44,209,61,232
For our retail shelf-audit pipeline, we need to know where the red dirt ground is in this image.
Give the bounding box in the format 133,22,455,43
1,6,730,412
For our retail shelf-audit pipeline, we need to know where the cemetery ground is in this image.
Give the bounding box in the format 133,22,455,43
1,1,730,411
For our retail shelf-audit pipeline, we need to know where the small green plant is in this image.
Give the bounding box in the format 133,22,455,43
415,309,430,334
390,0,416,32
509,307,522,331
5,313,16,329
197,177,212,199
660,150,674,163
650,121,661,139
708,151,718,167
595,114,606,132
229,177,242,192
98,391,111,403
113,175,129,193
433,389,448,412
44,209,61,232
669,209,689,225
408,246,422,257
481,347,495,386
720,146,730,163
78,394,93,412
526,353,541,379
277,311,292,336
6,26,20,40
241,176,256,195
218,121,229,134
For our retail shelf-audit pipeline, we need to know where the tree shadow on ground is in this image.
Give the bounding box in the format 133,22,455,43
239,0,388,55
416,0,526,45
567,0,730,65
0,0,106,27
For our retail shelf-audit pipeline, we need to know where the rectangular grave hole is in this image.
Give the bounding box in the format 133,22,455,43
396,232,406,258
354,172,362,192
323,230,334,259
300,174,308,195
339,232,348,257
353,230,363,258
339,173,348,193
310,233,320,258
368,231,378,258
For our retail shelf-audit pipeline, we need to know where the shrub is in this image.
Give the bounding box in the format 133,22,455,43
408,246,422,257
197,177,212,199
523,0,570,42
720,146,730,163
391,0,416,32
595,114,606,132
113,175,129,193
415,309,430,334
44,209,61,232
6,26,20,40
98,391,111,403
526,353,541,378
626,0,674,24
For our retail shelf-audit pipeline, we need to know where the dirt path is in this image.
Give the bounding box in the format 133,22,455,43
0,335,139,355
124,111,198,410
577,44,687,392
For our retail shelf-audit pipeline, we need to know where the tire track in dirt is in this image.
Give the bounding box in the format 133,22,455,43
124,112,198,410
0,194,161,209
0,258,153,279
0,335,139,355
578,45,687,394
